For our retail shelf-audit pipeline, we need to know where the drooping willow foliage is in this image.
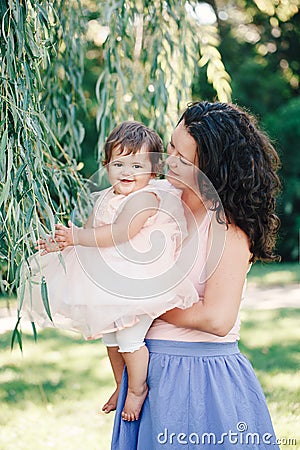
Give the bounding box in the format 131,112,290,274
0,0,87,345
0,0,232,346
94,0,232,160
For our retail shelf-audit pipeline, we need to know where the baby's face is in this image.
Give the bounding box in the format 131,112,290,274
107,144,153,195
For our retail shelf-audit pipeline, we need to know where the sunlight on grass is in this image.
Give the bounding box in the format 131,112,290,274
248,261,300,286
0,329,115,450
240,309,300,347
259,270,296,284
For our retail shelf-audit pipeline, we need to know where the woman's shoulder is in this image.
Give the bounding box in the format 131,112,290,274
209,214,250,242
214,220,251,262
226,222,250,246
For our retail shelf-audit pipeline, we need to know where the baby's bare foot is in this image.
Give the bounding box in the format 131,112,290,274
121,383,148,421
102,387,120,414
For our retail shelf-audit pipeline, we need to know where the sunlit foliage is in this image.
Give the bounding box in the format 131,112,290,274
0,1,88,343
87,1,232,160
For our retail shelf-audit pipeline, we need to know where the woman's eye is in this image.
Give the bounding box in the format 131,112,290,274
113,162,122,167
133,164,142,169
179,156,192,166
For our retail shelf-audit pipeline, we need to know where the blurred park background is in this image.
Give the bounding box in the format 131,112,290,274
0,0,299,449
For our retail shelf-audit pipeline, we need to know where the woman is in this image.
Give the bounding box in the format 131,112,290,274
111,101,281,449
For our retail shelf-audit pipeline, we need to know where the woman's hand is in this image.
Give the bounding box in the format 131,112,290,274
54,220,80,250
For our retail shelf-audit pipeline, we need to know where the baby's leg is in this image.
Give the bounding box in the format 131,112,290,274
116,315,153,421
102,332,124,413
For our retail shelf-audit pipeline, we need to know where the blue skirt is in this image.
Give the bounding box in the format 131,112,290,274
111,340,279,449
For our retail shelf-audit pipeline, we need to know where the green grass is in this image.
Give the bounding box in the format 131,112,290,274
240,308,300,449
0,329,115,450
0,308,299,449
248,261,300,287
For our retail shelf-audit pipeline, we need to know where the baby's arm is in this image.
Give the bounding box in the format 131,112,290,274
55,191,159,250
36,194,102,254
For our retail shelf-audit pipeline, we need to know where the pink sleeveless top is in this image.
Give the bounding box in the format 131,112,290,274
146,211,242,342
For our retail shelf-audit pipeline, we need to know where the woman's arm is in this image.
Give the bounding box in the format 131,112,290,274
54,191,159,249
160,222,251,336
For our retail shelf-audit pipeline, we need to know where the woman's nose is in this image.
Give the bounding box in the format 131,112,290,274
167,142,176,156
165,153,178,167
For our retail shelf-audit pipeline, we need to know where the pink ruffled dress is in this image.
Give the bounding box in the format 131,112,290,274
21,180,198,339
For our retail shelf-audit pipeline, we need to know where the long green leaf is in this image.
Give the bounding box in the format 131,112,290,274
41,276,53,322
11,316,23,352
31,321,38,342
0,128,8,165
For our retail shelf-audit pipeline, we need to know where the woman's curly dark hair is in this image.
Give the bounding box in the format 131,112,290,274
179,101,281,263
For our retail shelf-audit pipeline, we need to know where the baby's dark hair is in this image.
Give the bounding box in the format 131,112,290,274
103,121,163,174
179,101,281,263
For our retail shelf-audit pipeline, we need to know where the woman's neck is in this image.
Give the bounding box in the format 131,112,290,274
181,188,206,225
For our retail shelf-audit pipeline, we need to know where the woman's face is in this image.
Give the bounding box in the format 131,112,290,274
166,120,199,191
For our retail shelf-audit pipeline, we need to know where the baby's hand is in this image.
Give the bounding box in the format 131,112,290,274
54,220,79,250
35,238,60,256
